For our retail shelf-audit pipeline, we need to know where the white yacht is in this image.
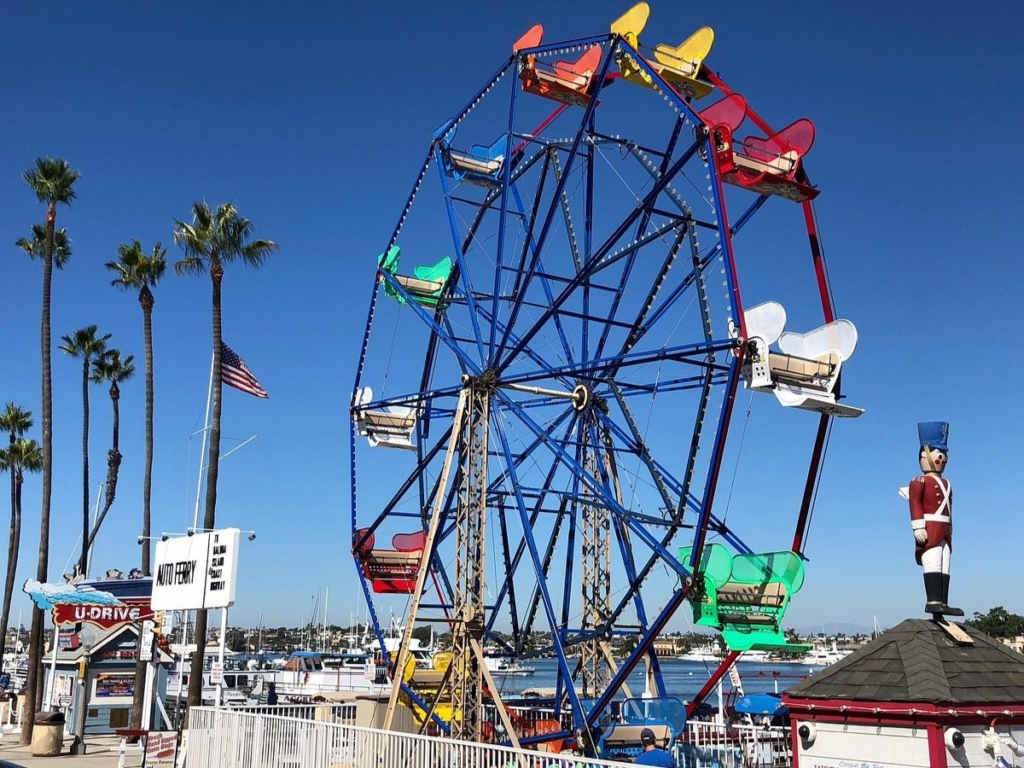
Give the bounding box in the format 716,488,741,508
484,656,536,677
270,651,391,698
802,641,853,666
677,645,722,662
165,647,265,707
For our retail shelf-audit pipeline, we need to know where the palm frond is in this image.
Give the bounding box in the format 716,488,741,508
0,438,43,474
0,404,34,436
59,325,111,361
173,199,279,272
91,349,136,384
23,157,81,207
108,240,168,289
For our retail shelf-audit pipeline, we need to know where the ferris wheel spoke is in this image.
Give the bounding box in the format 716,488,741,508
488,411,590,716
435,153,492,365
590,129,700,364
495,339,734,393
497,141,704,374
474,303,578,393
493,108,605,364
604,383,675,513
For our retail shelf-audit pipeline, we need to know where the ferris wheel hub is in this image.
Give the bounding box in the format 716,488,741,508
571,383,590,412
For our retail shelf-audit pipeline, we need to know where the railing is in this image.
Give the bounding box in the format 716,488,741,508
0,696,22,735
185,707,635,768
227,703,359,724
184,706,795,768
682,721,792,768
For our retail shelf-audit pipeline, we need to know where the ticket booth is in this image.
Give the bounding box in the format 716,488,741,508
50,624,171,735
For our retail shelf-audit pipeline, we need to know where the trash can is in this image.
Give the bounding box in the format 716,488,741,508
30,710,65,756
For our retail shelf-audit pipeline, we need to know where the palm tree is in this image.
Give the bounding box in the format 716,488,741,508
60,325,111,576
0,405,33,675
106,243,166,735
86,349,135,550
174,201,278,713
106,241,167,576
21,156,79,742
0,440,42,659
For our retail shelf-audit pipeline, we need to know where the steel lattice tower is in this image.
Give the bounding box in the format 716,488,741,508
449,375,490,742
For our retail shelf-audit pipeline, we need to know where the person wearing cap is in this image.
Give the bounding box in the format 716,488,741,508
632,727,675,767
908,421,962,617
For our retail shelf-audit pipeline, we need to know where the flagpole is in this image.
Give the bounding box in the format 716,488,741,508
193,350,215,532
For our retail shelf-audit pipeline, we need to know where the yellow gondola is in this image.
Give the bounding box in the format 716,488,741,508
610,3,715,100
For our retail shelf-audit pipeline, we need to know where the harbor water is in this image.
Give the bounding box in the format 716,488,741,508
486,657,813,701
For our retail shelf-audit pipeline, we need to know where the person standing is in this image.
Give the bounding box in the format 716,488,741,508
633,727,675,767
908,421,962,617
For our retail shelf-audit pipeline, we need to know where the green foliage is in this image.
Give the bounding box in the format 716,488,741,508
16,224,73,268
23,157,80,208
411,625,433,646
965,607,1024,638
225,628,247,653
617,634,639,657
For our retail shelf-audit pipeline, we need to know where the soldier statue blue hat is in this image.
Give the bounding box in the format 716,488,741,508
917,421,949,453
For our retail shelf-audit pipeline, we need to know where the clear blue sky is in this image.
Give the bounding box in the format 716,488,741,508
1,1,1021,636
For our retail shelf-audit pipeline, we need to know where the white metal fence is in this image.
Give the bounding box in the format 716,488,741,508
183,707,794,768
681,721,792,767
185,707,636,768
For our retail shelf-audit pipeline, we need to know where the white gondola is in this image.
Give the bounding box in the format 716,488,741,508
740,301,863,418
353,386,418,450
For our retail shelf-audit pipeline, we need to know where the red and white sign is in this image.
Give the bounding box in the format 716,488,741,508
145,731,179,767
52,597,153,629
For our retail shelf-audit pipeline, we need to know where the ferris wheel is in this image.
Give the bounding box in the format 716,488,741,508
349,1,861,748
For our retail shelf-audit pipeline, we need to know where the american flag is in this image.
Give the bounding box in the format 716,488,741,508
220,343,269,399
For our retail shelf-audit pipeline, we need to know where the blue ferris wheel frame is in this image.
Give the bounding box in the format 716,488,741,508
348,28,836,737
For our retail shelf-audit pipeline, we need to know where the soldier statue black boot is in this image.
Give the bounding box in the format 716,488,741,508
924,572,945,615
939,573,963,617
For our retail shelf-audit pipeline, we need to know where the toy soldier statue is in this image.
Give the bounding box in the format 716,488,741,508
908,421,962,617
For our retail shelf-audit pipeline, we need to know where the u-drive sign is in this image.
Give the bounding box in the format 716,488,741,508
151,528,240,610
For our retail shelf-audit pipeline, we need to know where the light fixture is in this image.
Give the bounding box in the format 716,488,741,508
945,727,965,751
798,722,817,746
139,533,175,544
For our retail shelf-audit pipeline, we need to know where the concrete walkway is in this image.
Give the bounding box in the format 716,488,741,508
0,733,143,768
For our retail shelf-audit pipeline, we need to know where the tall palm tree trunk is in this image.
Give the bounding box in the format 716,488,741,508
142,299,154,576
80,359,91,575
24,205,56,742
0,456,20,676
85,385,123,552
186,263,224,715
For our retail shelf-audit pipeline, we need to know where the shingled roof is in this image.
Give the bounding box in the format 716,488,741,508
785,619,1024,704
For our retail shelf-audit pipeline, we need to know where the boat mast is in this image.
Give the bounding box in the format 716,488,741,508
322,587,329,652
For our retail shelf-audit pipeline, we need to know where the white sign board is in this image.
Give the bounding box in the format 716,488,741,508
151,528,241,610
209,661,223,685
204,528,240,608
139,620,155,662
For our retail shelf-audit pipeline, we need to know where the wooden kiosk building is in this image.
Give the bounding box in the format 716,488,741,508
784,619,1024,767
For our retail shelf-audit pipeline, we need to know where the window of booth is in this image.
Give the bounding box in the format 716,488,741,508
109,708,129,728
